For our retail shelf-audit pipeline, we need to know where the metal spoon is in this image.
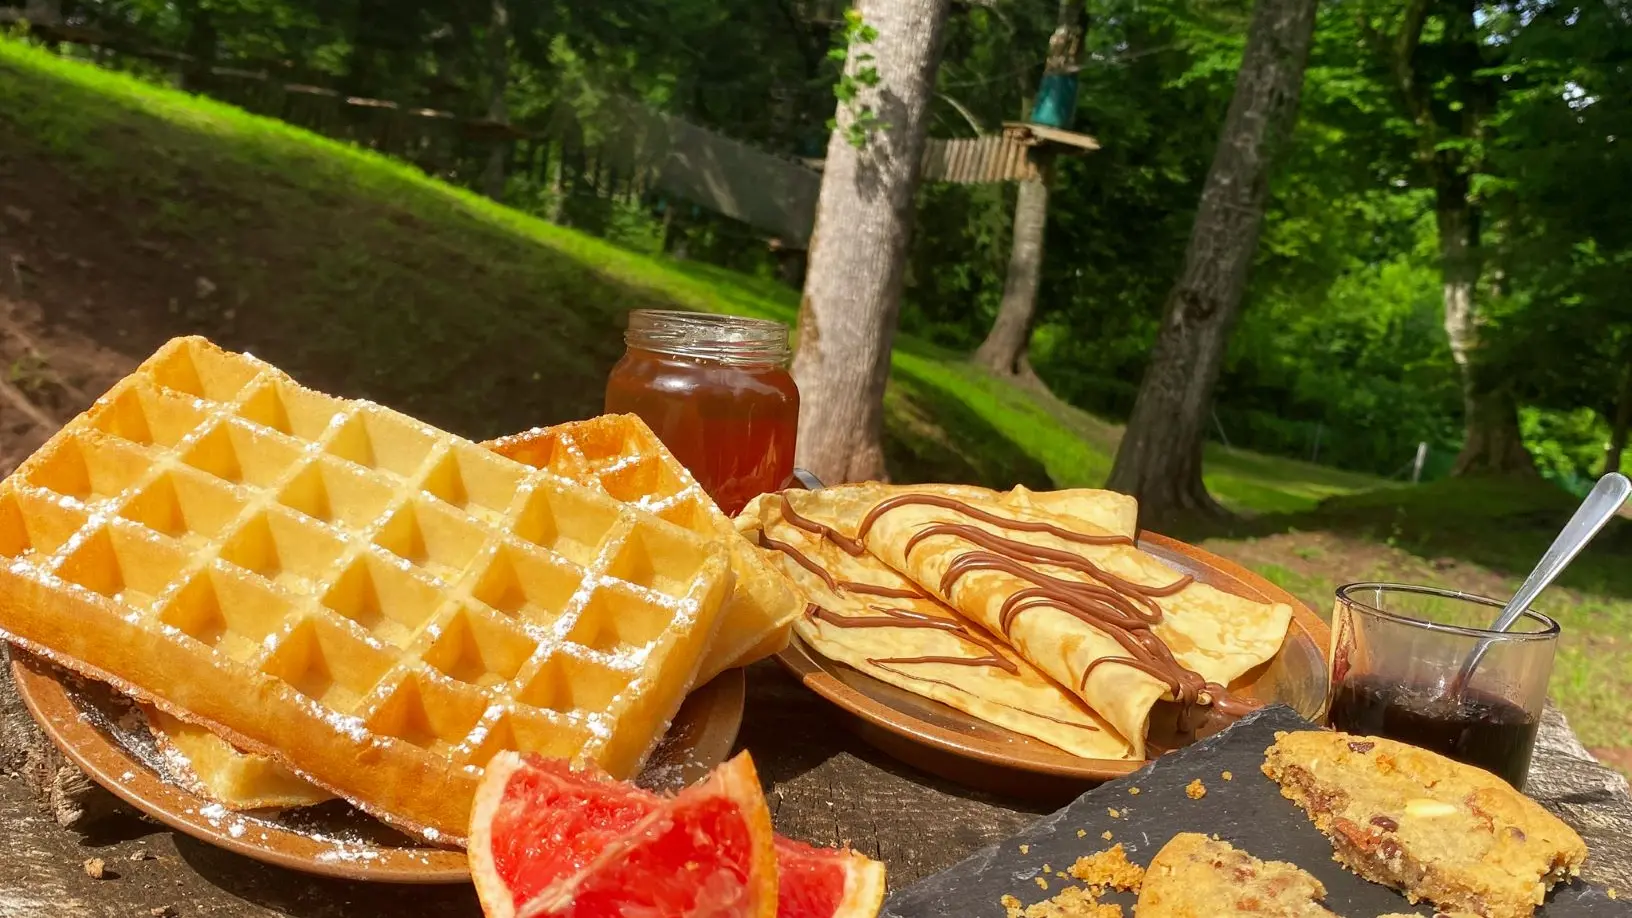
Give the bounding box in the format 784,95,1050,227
1453,471,1631,696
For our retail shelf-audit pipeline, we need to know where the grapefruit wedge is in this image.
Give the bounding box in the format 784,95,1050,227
470,752,885,918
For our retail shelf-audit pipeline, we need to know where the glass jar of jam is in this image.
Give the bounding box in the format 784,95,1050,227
604,310,799,516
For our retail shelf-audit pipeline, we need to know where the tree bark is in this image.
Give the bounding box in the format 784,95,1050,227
791,0,952,484
1104,0,1318,524
973,175,1051,375
1439,181,1534,476
479,0,511,202
1606,358,1632,476
972,0,1083,377
178,0,217,93
1434,0,1533,477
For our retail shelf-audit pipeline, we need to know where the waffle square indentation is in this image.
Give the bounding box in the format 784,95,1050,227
512,481,620,568
56,522,189,611
365,672,487,757
372,499,489,583
236,378,346,441
515,650,626,715
88,385,211,449
259,616,393,715
421,605,537,688
180,420,304,489
219,507,347,596
321,551,445,647
120,468,246,551
464,707,592,767
158,564,295,663
324,408,437,479
276,457,395,531
22,434,151,504
419,444,526,529
467,542,582,629
145,338,262,402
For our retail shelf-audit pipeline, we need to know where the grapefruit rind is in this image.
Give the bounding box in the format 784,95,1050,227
470,751,527,918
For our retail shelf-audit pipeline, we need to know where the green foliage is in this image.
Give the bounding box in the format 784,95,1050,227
29,0,1632,490
828,9,883,148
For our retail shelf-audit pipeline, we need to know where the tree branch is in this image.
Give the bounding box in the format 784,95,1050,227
937,92,987,134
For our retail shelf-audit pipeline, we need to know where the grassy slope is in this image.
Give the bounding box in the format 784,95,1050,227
3,41,1628,759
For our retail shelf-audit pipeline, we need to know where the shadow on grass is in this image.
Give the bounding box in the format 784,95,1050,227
883,368,1052,490
1170,476,1632,601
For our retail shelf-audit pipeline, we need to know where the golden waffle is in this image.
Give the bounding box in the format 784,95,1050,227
0,337,731,841
144,705,333,810
486,416,801,683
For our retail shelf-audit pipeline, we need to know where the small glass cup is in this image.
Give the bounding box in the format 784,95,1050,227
1326,583,1560,789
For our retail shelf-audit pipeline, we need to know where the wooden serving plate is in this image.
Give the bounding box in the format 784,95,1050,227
12,651,745,883
775,531,1331,800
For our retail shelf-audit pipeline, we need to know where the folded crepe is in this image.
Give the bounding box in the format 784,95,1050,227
776,484,1293,759
738,491,1132,759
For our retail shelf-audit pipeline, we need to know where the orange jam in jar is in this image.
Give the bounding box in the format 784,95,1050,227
604,310,799,516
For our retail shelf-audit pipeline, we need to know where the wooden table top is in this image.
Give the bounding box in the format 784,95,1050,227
3,657,1629,917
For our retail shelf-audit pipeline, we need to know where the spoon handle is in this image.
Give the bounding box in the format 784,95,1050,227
1456,473,1631,691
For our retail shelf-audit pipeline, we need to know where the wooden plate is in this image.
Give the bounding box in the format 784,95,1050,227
11,651,745,883
775,531,1331,800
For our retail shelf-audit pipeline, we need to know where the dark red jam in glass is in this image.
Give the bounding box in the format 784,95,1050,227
604,310,798,516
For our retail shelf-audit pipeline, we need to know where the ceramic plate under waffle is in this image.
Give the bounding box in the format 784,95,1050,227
10,649,745,882
0,336,733,842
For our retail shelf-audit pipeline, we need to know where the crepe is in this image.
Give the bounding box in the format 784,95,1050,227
737,492,1132,760
777,484,1293,758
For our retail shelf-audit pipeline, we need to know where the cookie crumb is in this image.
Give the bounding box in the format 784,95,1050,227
1185,778,1207,799
1106,807,1121,818
1222,770,1233,781
1036,876,1050,891
1004,887,1122,918
1101,830,1113,841
83,858,106,879
1068,844,1146,892
1076,829,1087,838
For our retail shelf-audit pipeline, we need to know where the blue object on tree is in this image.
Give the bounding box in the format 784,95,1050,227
1029,73,1080,129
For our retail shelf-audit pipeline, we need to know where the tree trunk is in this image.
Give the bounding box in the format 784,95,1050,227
972,0,1083,376
974,175,1051,376
178,0,217,93
1606,358,1632,476
1104,0,1318,525
479,0,511,202
1438,182,1535,476
791,0,952,484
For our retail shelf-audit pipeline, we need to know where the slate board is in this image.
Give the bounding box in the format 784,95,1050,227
883,706,1628,917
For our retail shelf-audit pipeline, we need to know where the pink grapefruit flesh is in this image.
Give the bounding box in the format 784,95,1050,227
469,752,886,918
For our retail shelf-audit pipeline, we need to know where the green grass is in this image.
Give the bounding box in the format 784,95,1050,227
5,39,1629,761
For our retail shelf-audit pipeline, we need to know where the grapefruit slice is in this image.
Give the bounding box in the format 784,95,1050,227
772,836,886,918
470,752,885,918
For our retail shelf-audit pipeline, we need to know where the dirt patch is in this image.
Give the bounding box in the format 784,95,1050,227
1589,747,1632,780
0,147,221,472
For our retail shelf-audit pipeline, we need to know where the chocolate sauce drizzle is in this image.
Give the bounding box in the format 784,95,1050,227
842,492,1255,714
802,603,1020,674
758,520,1021,674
